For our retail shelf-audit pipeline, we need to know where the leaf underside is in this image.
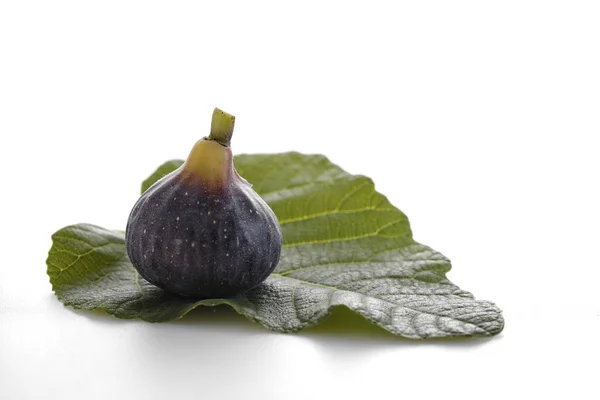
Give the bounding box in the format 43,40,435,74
47,153,504,339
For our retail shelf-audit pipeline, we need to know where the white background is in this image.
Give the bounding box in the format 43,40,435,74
1,1,599,399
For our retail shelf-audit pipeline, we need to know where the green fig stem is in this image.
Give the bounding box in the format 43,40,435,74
208,107,235,147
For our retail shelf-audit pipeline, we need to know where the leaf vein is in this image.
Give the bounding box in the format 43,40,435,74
279,206,397,226
282,217,407,248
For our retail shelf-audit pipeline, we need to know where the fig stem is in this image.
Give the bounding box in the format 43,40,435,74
208,108,236,147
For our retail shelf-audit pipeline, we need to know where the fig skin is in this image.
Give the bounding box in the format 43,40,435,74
125,109,282,298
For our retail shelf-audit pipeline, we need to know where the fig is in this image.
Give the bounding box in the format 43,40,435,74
125,108,282,298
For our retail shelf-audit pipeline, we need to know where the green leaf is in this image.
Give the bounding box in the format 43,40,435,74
47,152,504,339
141,159,183,194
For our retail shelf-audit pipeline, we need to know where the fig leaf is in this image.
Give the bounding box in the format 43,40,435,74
47,153,504,339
